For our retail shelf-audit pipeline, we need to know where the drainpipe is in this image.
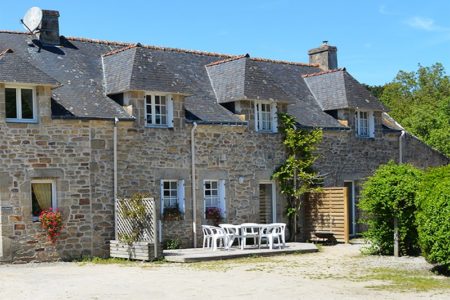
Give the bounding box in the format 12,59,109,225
399,130,406,164
113,117,119,240
394,130,406,258
191,122,198,248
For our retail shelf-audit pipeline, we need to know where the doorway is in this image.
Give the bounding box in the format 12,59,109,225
259,182,276,223
344,181,356,236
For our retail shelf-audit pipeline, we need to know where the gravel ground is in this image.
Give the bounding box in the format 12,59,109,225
0,244,449,300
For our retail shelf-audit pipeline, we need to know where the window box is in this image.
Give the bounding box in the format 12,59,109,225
162,206,183,221
205,207,222,225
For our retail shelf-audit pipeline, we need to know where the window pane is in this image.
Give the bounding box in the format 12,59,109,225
5,88,17,119
21,89,34,119
32,183,53,217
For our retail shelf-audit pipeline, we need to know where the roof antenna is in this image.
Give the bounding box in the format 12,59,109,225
21,7,43,34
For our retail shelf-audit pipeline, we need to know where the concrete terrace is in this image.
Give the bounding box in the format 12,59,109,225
163,242,318,262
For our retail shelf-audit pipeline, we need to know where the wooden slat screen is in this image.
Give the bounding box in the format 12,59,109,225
304,187,349,243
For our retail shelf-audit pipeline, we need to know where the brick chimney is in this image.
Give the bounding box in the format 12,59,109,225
38,10,60,45
308,41,338,70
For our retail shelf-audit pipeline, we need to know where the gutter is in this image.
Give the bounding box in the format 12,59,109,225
191,122,198,248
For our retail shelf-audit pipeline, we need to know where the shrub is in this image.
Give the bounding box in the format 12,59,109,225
358,161,423,255
416,165,450,270
164,238,182,250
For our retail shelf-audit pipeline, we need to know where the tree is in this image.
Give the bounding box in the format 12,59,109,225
272,113,323,241
375,63,450,156
358,161,423,256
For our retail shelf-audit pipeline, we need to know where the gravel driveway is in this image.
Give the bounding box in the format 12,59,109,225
0,244,448,299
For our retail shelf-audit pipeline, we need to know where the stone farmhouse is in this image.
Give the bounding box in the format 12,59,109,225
0,9,448,263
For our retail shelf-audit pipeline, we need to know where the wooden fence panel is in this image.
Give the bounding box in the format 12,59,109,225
304,187,349,243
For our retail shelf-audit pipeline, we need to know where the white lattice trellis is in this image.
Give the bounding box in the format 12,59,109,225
115,197,157,243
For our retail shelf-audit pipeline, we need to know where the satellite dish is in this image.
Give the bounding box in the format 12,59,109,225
21,7,43,33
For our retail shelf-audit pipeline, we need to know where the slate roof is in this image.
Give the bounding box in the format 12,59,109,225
206,55,297,104
103,45,192,95
0,48,59,86
0,30,386,127
303,69,387,111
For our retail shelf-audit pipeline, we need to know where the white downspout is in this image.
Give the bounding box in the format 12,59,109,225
399,130,406,164
191,122,198,248
113,117,119,240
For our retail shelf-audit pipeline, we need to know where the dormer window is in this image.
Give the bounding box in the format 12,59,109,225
255,101,278,133
145,94,174,128
355,110,375,138
5,86,37,123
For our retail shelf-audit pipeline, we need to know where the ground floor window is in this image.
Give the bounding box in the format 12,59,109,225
160,179,185,220
203,180,226,219
31,180,56,221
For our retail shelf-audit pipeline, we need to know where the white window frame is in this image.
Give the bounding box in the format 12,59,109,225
160,179,185,214
254,100,278,133
355,110,375,138
5,85,38,123
203,179,226,218
31,179,57,221
145,93,174,128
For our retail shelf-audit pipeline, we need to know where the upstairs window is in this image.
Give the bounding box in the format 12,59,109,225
255,101,278,133
145,94,174,128
355,110,375,138
5,86,37,122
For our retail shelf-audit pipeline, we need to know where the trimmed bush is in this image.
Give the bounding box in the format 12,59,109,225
416,165,450,270
359,161,423,255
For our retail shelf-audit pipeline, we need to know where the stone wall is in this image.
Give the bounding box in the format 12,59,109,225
0,84,447,262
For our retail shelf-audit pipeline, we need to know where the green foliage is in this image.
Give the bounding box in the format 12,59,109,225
358,161,423,255
164,238,182,250
416,165,450,271
272,113,323,240
375,63,450,156
118,193,149,246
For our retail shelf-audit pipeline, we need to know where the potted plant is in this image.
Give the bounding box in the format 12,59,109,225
163,206,183,221
39,208,64,244
205,207,222,226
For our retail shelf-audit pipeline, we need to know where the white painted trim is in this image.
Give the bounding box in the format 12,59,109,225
5,86,38,123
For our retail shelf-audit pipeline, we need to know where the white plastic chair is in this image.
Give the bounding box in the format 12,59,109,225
202,225,228,251
259,224,282,249
272,223,286,247
219,224,242,248
240,223,260,250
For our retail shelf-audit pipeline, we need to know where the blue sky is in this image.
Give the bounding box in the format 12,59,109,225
1,0,449,85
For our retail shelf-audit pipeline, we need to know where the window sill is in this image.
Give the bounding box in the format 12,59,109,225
6,119,38,124
356,136,375,140
145,124,172,129
256,130,277,134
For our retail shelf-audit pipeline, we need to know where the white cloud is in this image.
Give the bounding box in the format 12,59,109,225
379,5,398,16
406,16,450,32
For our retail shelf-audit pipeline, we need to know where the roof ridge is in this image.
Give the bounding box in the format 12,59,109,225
205,54,249,67
65,35,233,58
0,48,14,56
251,57,319,68
102,44,139,57
302,68,345,78
0,30,29,35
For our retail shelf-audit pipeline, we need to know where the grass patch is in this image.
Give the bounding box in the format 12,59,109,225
360,267,450,292
78,257,139,266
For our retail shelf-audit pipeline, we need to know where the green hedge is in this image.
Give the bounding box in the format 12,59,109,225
358,161,423,255
416,165,450,269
